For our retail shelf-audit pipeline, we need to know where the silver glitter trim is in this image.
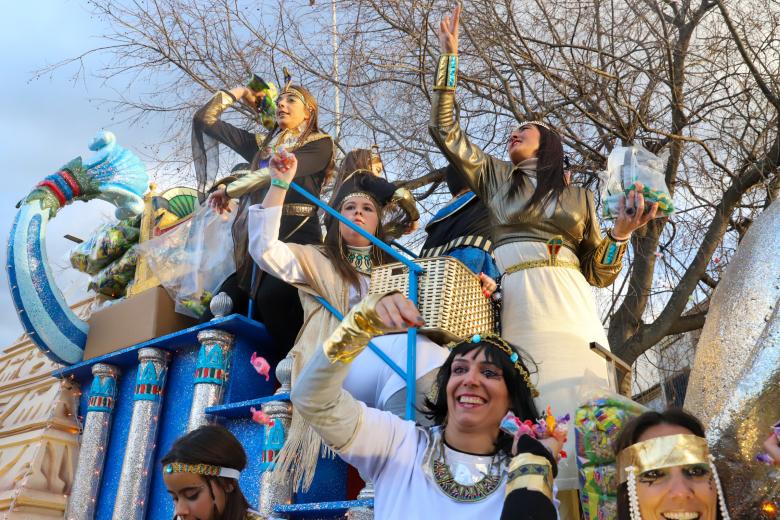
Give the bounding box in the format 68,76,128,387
66,363,120,520
112,348,170,520
685,198,780,516
187,329,235,432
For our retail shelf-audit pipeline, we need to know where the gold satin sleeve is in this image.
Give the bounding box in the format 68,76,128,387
429,61,498,200
578,190,627,287
224,168,271,199
200,91,236,125
505,452,554,502
391,187,420,223
323,292,399,363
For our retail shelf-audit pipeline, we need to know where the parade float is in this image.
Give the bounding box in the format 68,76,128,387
3,131,778,519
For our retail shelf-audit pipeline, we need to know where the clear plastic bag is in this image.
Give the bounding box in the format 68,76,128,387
136,202,236,318
88,246,139,298
70,216,141,274
576,387,648,520
602,144,674,219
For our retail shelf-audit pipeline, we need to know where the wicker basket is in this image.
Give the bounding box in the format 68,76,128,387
369,256,497,344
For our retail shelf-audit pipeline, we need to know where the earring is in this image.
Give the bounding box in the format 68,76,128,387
626,466,643,520
709,455,731,520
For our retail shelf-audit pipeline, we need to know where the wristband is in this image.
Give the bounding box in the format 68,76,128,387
271,178,290,190
434,54,458,91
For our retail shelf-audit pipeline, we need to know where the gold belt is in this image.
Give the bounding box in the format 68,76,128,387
282,203,317,217
505,258,580,274
504,235,580,274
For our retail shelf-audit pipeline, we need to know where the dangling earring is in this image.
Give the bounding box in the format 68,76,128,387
626,466,642,520
709,455,731,520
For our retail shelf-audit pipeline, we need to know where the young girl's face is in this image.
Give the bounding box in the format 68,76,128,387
163,472,229,520
339,196,379,247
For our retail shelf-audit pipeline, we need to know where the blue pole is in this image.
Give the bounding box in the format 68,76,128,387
405,271,419,420
391,240,419,259
247,263,257,319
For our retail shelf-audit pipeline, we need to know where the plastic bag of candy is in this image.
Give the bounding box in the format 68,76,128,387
70,217,140,274
137,203,235,318
601,144,674,220
576,390,647,520
88,246,139,298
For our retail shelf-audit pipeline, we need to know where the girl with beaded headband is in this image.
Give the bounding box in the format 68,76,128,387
432,7,659,508
614,409,731,520
161,424,261,520
245,151,446,491
290,292,560,519
192,73,334,365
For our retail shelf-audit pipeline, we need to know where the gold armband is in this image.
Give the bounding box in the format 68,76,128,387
433,54,459,91
391,187,420,223
200,91,237,125
505,453,554,501
596,231,629,266
323,292,398,363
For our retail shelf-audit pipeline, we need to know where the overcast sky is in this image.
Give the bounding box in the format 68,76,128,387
0,1,172,348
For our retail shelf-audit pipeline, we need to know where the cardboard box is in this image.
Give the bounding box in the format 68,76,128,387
83,286,196,360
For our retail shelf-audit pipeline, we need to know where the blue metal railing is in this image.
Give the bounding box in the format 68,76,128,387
283,181,424,420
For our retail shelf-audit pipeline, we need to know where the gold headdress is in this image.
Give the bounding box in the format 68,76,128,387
280,66,308,108
517,120,554,133
163,461,241,480
617,434,731,520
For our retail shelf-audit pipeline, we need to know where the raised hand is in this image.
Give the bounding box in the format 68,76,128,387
269,149,298,185
438,5,461,54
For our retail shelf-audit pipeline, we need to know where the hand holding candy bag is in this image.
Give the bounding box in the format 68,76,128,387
602,144,674,220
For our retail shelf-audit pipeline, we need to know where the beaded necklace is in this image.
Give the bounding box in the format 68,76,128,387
346,245,373,275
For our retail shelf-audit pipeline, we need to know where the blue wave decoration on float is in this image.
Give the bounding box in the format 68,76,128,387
6,130,148,365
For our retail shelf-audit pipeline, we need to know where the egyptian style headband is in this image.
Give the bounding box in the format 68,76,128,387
280,86,308,107
517,120,554,133
164,462,241,480
448,333,539,397
340,191,381,212
617,434,731,520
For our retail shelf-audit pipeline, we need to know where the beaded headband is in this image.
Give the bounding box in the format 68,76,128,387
517,120,554,133
340,191,381,212
164,462,241,480
449,333,539,397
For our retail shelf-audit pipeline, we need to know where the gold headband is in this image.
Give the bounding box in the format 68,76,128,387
281,86,308,107
447,333,539,397
163,461,241,480
617,434,710,484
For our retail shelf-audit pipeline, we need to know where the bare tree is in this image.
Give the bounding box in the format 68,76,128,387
50,0,780,375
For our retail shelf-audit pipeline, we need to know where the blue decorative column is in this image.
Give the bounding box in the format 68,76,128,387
187,329,235,431
257,355,294,517
112,348,170,520
66,363,120,520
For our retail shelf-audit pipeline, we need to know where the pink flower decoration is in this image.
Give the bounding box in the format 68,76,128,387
250,352,271,381
250,407,275,427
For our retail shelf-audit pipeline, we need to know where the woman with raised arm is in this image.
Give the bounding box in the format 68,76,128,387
192,80,334,363
613,409,731,520
429,6,658,505
291,292,560,520
246,150,441,491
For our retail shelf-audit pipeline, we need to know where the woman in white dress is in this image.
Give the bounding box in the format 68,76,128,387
430,6,659,506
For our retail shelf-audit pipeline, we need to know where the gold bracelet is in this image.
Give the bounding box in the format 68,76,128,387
433,54,458,91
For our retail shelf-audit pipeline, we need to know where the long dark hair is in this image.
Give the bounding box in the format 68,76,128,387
423,340,540,456
161,424,250,520
510,124,567,213
614,409,724,520
251,84,335,184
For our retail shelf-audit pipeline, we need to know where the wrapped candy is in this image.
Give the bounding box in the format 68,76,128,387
70,217,140,274
88,246,139,298
500,407,570,459
576,393,647,520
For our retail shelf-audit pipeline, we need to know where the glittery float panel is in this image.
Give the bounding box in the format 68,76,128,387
112,348,170,520
67,364,120,520
187,330,235,432
257,397,293,517
685,198,780,517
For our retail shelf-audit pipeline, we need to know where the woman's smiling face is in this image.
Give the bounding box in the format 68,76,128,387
635,424,718,520
445,348,510,433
